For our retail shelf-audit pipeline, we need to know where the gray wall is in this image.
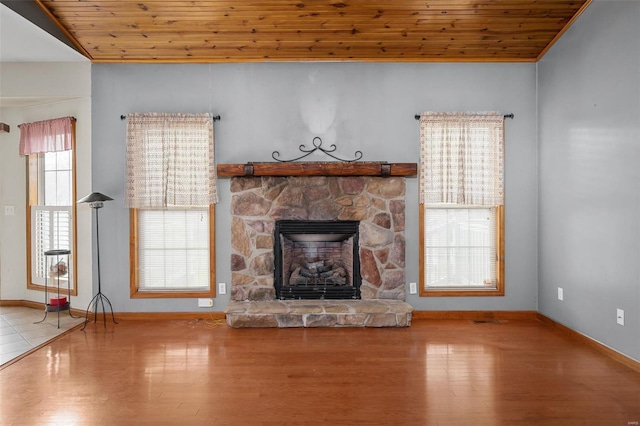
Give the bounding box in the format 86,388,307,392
91,62,538,313
538,1,640,361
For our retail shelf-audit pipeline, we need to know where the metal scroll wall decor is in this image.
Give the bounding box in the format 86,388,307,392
272,137,363,163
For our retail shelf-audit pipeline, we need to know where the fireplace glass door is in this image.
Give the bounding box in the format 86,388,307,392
274,220,361,300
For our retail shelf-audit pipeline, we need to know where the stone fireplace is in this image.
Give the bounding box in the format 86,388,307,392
219,161,417,327
229,175,407,302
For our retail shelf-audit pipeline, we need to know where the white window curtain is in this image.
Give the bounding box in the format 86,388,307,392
19,117,74,155
126,113,218,208
419,112,504,207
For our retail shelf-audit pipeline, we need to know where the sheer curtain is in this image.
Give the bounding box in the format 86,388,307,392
19,117,74,155
125,113,218,208
418,112,504,207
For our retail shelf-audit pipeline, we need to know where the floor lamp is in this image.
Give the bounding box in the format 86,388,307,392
77,192,118,330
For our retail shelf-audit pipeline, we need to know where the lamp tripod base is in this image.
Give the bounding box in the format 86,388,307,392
82,291,117,330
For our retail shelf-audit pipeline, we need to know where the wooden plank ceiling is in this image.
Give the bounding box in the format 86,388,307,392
37,0,591,63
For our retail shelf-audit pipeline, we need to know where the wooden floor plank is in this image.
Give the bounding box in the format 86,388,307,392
1,318,639,425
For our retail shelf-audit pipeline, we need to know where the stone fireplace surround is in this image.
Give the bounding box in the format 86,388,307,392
221,164,415,327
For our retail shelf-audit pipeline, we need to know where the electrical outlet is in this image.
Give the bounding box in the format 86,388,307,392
198,298,213,308
219,282,227,295
409,282,417,294
617,308,624,326
558,287,563,301
4,205,15,216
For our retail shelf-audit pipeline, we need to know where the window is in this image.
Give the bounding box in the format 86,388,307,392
21,117,77,294
126,113,218,298
130,207,214,297
418,112,504,296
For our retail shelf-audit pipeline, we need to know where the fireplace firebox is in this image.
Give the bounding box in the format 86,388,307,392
274,220,361,300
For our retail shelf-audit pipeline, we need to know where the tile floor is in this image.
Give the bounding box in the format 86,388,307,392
0,306,85,367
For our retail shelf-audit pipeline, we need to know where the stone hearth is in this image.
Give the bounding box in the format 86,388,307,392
225,300,412,328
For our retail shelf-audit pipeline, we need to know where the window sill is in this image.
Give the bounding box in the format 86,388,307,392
27,282,78,297
420,287,504,297
130,289,215,299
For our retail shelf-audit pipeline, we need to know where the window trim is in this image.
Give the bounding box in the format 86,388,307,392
26,122,77,296
419,204,504,297
129,206,216,299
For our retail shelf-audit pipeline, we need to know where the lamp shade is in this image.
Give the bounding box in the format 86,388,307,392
77,192,114,203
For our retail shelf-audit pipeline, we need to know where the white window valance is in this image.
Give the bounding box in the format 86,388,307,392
419,112,504,206
125,113,218,208
19,117,74,156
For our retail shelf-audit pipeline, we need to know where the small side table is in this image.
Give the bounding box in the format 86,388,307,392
35,249,78,328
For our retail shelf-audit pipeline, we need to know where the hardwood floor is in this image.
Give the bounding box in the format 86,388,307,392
1,318,639,425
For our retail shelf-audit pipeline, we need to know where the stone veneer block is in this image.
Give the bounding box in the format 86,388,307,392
288,304,325,314
336,314,369,326
323,304,354,314
305,314,339,327
227,314,279,328
246,301,287,314
395,314,411,327
275,314,305,328
224,300,412,328
224,301,251,314
364,313,401,327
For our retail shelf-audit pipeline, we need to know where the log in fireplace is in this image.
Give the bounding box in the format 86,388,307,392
274,220,361,300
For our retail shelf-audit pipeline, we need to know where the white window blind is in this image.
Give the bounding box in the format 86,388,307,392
126,113,218,208
424,207,496,288
31,206,71,287
137,209,210,291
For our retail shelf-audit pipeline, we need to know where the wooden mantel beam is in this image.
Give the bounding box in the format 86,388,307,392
216,162,417,178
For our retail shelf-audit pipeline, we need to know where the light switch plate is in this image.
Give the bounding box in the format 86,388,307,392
409,282,417,294
219,282,227,295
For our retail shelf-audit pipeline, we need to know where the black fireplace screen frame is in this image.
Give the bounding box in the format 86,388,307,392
274,220,362,300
